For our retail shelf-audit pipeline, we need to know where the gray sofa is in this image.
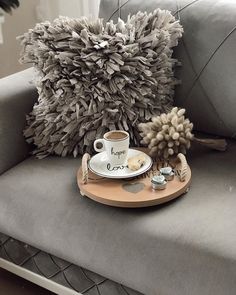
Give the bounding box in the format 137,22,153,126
1,0,236,294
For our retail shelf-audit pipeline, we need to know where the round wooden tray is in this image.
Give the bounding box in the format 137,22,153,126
77,151,191,208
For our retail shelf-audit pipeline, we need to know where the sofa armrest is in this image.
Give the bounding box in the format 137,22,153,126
0,68,38,175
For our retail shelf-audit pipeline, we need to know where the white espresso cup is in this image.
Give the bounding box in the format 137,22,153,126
94,130,130,166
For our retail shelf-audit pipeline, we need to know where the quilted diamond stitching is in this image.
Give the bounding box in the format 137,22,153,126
83,269,107,285
0,233,10,245
0,234,143,294
63,265,96,293
32,252,61,278
107,0,130,21
173,0,200,17
184,26,236,105
173,0,234,134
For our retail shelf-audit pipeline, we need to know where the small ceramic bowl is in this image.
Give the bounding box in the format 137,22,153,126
151,175,167,190
160,167,175,181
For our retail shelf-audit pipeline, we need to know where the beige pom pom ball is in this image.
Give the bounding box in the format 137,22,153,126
139,107,194,159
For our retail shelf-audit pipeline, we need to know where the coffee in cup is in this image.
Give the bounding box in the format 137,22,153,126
94,130,129,166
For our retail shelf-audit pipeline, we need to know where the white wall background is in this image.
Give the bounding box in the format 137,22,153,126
0,0,40,78
37,0,100,21
0,0,100,78
59,0,100,19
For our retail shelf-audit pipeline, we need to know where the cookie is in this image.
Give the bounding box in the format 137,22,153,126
128,153,146,171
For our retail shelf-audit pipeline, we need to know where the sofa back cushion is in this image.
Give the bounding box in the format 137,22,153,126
99,0,236,138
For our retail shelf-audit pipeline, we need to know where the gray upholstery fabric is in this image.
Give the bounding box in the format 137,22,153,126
99,0,236,138
0,143,236,295
0,68,37,175
0,233,142,295
0,1,236,295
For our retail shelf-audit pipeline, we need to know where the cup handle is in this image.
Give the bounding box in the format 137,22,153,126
94,139,105,153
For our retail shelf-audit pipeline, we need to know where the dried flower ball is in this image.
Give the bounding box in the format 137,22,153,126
139,107,194,159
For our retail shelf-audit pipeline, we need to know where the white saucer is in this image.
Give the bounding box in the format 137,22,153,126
88,149,153,179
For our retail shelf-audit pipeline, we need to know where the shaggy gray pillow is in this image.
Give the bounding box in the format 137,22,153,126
19,9,183,158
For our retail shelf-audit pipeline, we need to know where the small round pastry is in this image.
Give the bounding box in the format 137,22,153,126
151,175,167,190
160,167,174,181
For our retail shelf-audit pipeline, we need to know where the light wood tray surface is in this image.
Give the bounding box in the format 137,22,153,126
77,151,191,208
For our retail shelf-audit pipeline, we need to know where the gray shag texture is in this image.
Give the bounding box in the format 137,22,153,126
19,9,183,158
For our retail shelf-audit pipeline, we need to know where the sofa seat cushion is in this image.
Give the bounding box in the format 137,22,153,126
0,143,236,295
